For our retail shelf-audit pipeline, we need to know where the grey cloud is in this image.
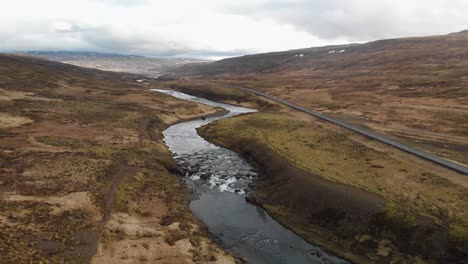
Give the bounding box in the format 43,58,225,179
173,50,249,59
224,0,468,42
2,0,468,58
1,21,197,57
97,0,148,6
76,26,196,56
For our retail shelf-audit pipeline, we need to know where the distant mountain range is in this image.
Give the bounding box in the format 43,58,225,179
168,30,468,76
17,51,210,77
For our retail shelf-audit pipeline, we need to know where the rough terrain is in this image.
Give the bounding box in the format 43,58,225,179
18,51,209,77
0,54,237,263
170,85,468,263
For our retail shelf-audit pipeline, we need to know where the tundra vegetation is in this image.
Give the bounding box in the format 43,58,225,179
0,54,237,263
169,84,468,263
171,31,468,166
163,33,468,262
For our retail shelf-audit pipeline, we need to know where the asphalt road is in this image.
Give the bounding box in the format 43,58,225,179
228,85,468,175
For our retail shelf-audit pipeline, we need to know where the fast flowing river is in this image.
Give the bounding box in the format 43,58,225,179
152,89,347,264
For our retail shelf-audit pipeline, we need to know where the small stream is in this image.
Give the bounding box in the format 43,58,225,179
152,89,348,264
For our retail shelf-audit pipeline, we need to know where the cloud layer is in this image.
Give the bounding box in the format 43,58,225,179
1,0,467,58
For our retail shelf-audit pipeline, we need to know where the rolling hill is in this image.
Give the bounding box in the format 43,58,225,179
18,51,209,77
170,30,468,76
0,53,233,263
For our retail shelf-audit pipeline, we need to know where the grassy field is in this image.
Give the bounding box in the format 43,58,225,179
0,54,237,263
159,80,280,111
195,85,468,263
211,72,468,166
163,31,468,262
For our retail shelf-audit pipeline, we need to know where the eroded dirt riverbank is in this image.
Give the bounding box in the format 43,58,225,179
155,89,348,264
198,112,468,264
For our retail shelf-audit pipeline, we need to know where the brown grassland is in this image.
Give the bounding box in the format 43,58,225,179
0,54,239,263
172,31,468,166
3,30,468,264
163,32,468,262
166,84,468,263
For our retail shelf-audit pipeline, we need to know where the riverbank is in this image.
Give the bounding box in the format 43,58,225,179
91,105,239,264
198,111,468,263
156,89,348,263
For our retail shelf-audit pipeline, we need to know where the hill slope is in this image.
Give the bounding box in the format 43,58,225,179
169,31,468,166
0,54,235,263
19,51,209,77
171,30,468,76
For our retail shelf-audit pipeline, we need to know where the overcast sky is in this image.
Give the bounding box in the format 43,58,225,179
1,0,467,59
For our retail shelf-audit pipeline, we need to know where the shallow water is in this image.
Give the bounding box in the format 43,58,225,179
152,89,348,264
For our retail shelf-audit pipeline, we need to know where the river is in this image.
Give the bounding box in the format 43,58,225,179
152,89,348,264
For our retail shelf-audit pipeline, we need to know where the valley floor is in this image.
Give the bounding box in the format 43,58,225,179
220,75,468,167
2,53,467,263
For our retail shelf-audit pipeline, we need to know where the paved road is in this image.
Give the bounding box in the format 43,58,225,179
228,85,468,175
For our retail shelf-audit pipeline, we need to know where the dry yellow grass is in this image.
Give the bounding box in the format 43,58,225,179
203,112,468,235
0,113,33,128
199,110,468,263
